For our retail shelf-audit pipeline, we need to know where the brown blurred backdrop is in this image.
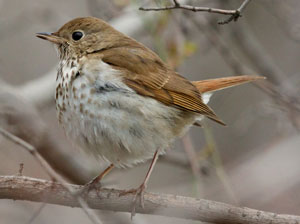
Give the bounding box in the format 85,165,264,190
1,0,300,223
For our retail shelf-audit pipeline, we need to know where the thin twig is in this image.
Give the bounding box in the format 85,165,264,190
181,134,202,195
0,127,102,224
139,3,236,14
25,203,47,224
219,0,252,25
203,126,239,205
139,0,252,25
18,163,24,176
1,175,300,224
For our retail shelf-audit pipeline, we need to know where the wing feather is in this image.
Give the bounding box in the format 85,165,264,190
97,46,225,125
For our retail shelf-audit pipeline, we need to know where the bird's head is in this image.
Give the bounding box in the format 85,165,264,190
36,17,129,59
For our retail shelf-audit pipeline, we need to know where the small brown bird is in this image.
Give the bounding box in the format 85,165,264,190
37,17,263,205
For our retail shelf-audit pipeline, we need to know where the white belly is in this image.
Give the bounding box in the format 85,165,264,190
56,58,197,167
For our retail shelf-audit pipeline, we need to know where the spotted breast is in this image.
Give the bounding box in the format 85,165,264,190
55,54,197,167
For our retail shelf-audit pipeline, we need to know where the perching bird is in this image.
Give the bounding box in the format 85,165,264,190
37,17,264,209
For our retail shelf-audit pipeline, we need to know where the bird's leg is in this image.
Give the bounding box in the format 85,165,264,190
120,150,160,218
79,163,114,196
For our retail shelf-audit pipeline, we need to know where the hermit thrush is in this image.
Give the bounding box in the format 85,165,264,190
37,17,263,207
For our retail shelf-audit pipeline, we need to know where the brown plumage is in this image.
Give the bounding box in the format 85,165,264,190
192,76,264,93
97,47,226,125
36,17,265,208
37,17,263,126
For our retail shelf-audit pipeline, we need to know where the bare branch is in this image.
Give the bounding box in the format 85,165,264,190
0,127,102,224
182,134,201,181
17,68,57,107
140,4,236,14
218,0,252,25
1,175,300,224
25,203,47,224
139,0,252,25
0,82,98,184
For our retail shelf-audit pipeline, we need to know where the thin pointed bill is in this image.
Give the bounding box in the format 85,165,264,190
36,32,64,44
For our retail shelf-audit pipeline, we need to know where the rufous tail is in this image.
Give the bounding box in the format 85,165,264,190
192,75,265,93
192,75,265,126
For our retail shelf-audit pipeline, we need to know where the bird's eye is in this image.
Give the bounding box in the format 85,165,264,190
72,31,84,41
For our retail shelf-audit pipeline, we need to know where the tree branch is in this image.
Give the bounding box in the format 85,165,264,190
0,81,97,184
219,0,252,25
139,0,252,25
0,126,102,224
0,175,299,224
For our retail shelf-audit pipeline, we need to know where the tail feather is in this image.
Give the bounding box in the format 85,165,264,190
192,75,265,93
192,75,265,126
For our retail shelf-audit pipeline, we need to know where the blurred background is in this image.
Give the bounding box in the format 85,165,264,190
1,0,300,223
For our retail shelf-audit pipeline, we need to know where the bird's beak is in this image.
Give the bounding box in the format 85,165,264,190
36,32,64,44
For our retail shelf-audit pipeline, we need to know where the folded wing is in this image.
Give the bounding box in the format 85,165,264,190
99,46,225,125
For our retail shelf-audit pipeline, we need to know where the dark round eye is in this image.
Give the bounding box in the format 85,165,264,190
72,31,83,41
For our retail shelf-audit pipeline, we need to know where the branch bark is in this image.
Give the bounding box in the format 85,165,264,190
1,175,299,224
139,0,252,24
0,126,102,224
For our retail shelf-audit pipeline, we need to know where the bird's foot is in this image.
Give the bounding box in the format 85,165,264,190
77,178,102,198
119,183,147,218
77,164,114,198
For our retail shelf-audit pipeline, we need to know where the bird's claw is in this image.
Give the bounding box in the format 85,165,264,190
77,180,102,198
119,183,147,219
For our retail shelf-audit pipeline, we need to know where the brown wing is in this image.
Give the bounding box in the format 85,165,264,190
99,46,225,125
